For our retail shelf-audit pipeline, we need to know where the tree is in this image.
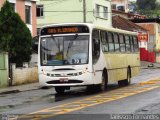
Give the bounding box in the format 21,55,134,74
0,1,32,66
136,0,160,17
137,0,156,10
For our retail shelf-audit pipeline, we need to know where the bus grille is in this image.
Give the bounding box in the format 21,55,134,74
46,80,83,84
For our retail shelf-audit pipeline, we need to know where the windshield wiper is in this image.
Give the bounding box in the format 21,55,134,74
51,35,61,52
66,34,78,57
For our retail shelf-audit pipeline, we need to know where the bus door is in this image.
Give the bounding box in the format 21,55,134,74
92,30,102,83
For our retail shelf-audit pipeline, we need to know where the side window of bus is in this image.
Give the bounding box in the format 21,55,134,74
108,32,114,52
113,33,120,52
130,36,134,52
125,35,131,52
100,31,108,52
133,36,139,52
119,34,126,52
92,30,100,64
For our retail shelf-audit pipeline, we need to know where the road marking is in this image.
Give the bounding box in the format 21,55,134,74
19,78,160,120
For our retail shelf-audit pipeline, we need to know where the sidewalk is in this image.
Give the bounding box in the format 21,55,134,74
141,61,160,69
0,82,40,94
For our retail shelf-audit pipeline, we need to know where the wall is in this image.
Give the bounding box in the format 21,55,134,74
31,1,37,36
37,0,112,28
156,53,160,63
11,63,38,85
37,0,84,28
93,0,112,27
0,0,5,8
0,53,8,88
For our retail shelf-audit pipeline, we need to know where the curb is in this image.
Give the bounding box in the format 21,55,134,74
0,83,40,95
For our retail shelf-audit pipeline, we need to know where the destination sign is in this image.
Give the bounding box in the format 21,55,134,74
40,25,89,35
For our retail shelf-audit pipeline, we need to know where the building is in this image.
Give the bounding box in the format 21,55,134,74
132,18,160,63
36,0,112,31
0,0,37,37
111,0,129,13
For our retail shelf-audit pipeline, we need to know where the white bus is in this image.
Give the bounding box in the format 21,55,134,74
38,23,140,94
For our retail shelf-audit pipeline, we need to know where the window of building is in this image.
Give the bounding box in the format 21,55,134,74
96,4,108,19
111,4,116,9
103,7,108,19
25,5,31,24
10,3,15,11
96,4,100,17
36,5,44,17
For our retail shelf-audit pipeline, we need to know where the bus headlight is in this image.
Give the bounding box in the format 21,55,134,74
42,69,47,75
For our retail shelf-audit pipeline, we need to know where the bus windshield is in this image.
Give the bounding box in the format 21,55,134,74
40,35,89,66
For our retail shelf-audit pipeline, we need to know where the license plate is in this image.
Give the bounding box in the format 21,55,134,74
59,78,68,82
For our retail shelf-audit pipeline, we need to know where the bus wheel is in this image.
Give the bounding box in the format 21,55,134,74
55,87,65,94
118,68,131,86
97,71,108,91
124,68,131,86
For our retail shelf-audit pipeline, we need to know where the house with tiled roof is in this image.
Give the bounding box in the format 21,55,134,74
112,15,147,32
112,15,150,61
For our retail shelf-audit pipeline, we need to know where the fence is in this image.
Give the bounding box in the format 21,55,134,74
10,62,38,86
0,52,8,88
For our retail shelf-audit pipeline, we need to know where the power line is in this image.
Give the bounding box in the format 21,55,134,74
37,0,69,8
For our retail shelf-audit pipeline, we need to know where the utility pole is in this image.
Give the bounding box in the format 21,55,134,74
83,0,86,23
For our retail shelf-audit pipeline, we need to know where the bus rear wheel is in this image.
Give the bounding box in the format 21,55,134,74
55,86,65,94
118,68,131,86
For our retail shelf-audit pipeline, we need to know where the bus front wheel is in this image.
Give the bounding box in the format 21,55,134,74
55,86,65,94
97,71,108,91
100,72,108,91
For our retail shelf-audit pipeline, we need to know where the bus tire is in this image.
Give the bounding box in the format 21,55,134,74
124,68,131,85
97,70,108,91
118,68,131,86
55,86,65,94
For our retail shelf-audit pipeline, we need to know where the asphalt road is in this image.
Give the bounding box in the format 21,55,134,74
0,68,160,120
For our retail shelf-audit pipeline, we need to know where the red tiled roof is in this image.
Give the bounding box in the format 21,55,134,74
137,23,155,34
112,15,148,32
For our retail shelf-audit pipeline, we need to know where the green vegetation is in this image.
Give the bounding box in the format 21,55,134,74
0,1,32,66
136,0,160,18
